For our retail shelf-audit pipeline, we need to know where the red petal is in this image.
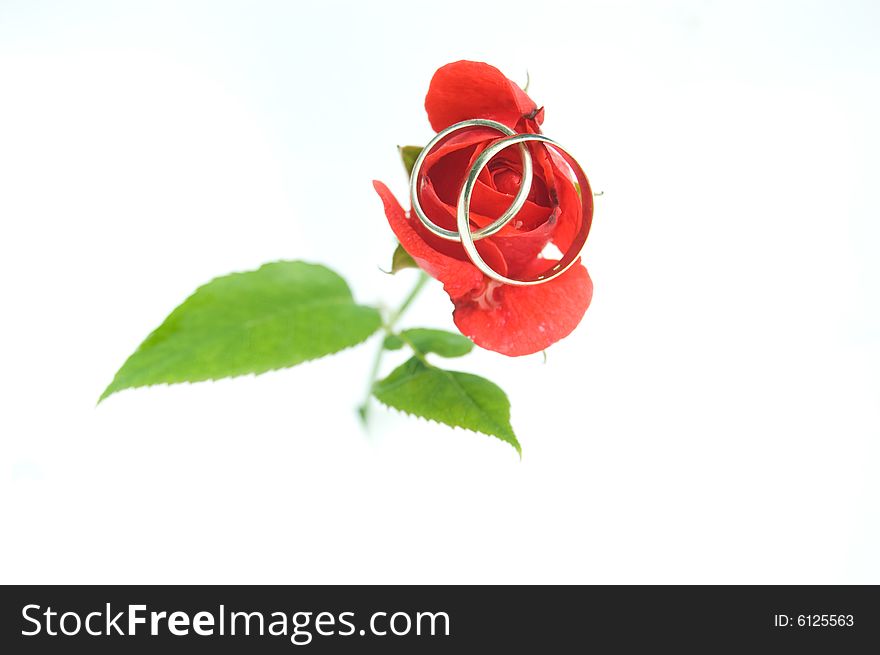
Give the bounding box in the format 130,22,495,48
420,171,544,238
402,178,510,277
421,127,497,171
452,260,593,356
373,180,487,298
489,222,554,277
425,61,541,132
468,173,550,233
550,172,584,254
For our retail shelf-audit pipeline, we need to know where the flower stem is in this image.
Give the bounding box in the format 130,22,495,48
358,271,429,424
388,270,429,330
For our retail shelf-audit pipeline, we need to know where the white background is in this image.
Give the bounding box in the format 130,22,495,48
1,0,878,583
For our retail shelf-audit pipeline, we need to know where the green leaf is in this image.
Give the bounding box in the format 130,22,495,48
398,145,423,178
390,243,417,273
383,329,473,358
372,357,520,454
383,334,405,351
386,328,473,358
101,261,382,400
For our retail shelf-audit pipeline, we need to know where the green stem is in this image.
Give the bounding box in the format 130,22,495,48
395,331,432,367
388,271,429,329
358,271,429,424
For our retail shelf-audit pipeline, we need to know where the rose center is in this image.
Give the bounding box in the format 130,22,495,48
492,169,522,196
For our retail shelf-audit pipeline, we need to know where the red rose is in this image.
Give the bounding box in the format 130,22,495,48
373,60,593,356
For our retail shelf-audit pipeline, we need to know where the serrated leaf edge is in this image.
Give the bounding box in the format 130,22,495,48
100,324,380,402
99,260,382,402
372,363,521,455
372,399,521,457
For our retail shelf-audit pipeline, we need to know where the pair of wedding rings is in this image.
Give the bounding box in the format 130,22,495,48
408,118,592,286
